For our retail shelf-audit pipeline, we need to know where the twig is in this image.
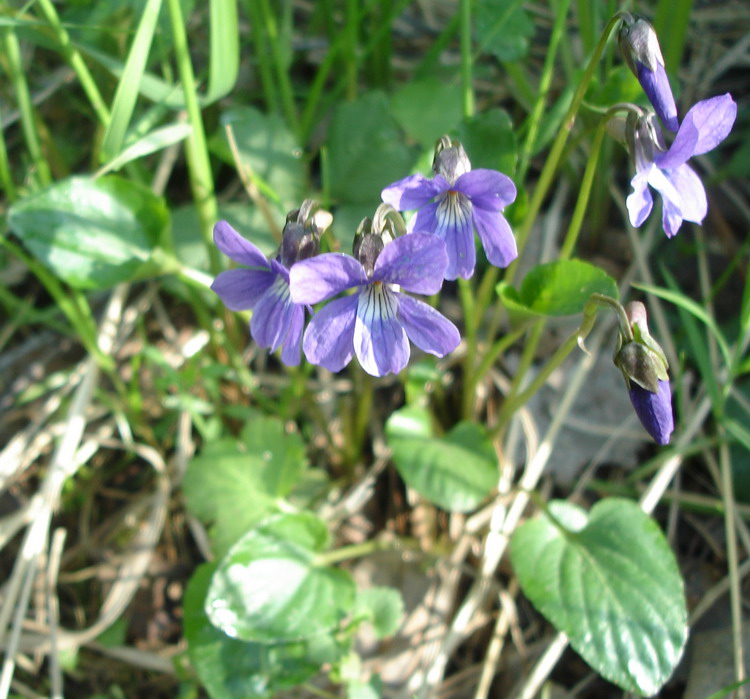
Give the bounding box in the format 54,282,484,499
0,283,128,699
46,529,66,699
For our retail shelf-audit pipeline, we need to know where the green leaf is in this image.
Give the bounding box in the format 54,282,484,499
206,513,355,643
327,91,416,205
7,175,168,290
185,564,341,698
511,498,688,696
386,414,497,512
183,412,308,556
353,587,404,639
209,106,305,209
475,0,534,62
497,259,618,317
390,78,463,149
457,108,518,176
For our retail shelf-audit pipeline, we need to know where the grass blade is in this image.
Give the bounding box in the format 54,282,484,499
101,0,163,162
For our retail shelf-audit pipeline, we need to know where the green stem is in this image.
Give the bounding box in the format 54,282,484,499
345,0,360,100
493,293,623,435
1,29,52,186
166,0,220,274
245,0,279,114
0,237,113,371
517,0,573,181
35,0,110,126
257,0,301,136
0,101,16,201
459,0,474,119
467,322,528,405
558,117,607,260
314,538,398,566
506,11,626,284
459,277,478,417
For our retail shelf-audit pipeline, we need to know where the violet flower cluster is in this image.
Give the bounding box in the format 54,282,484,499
211,136,518,378
618,15,737,238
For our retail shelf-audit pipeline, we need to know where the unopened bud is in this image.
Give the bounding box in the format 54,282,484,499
433,136,471,184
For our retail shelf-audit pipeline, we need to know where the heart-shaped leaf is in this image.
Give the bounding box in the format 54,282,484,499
206,513,355,643
511,498,688,696
386,409,497,512
185,564,342,699
7,175,168,289
184,412,308,556
497,259,618,317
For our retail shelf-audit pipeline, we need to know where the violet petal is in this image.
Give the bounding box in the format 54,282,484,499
455,169,517,208
302,294,358,372
629,380,674,445
354,285,409,376
471,207,518,268
213,220,270,267
381,174,449,210
211,268,275,311
280,305,305,366
434,192,475,280
374,233,448,295
398,294,460,357
290,253,367,304
636,61,679,132
626,171,655,228
250,276,297,352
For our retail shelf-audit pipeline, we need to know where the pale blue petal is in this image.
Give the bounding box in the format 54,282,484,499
354,285,409,376
659,94,738,169
398,295,460,357
455,169,517,209
434,191,475,280
471,207,517,268
381,174,449,210
373,233,448,295
626,171,655,228
302,295,358,372
213,220,270,267
662,164,707,233
211,268,275,310
290,253,367,304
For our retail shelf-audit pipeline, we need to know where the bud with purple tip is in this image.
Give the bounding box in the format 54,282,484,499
619,14,679,132
614,301,674,445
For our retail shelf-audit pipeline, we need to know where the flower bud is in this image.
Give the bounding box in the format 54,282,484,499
279,199,328,267
433,135,472,184
619,15,679,132
629,381,674,445
615,301,674,444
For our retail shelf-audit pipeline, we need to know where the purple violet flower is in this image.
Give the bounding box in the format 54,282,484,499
629,380,674,446
289,233,460,377
381,137,517,280
626,93,737,237
211,220,307,366
619,16,679,132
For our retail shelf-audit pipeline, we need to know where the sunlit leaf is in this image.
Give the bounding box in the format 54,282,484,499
387,413,496,512
7,176,168,289
511,498,688,696
498,259,618,317
206,513,355,643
